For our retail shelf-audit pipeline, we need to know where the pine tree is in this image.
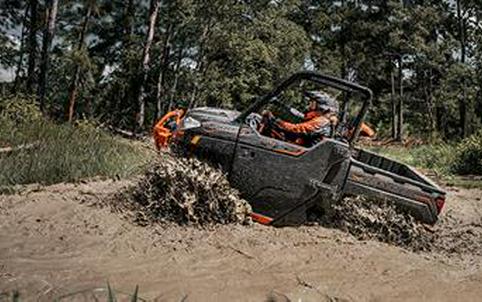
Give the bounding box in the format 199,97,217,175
65,0,97,122
37,0,59,112
136,0,161,129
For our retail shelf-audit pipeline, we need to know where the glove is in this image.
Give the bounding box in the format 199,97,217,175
261,110,274,119
261,110,276,124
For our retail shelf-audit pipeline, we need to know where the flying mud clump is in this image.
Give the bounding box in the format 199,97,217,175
317,196,432,252
112,155,252,226
318,197,482,256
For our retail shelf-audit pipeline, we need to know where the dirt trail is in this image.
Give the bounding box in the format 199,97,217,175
1,180,481,301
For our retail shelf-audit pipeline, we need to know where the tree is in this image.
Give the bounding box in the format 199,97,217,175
1,0,480,140
456,0,469,137
136,0,161,129
0,1,25,87
37,0,59,112
155,22,173,119
12,4,30,93
26,0,38,93
65,0,97,122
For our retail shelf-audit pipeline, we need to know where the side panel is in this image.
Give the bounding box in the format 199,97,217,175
173,121,239,172
230,127,351,224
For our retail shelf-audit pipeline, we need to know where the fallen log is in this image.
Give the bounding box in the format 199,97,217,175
0,141,40,154
105,126,145,139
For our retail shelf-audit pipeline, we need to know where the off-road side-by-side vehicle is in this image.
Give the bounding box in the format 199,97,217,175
154,71,446,226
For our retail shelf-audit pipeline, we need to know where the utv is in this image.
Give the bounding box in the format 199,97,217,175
155,71,446,226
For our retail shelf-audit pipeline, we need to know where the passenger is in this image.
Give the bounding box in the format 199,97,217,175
262,91,339,147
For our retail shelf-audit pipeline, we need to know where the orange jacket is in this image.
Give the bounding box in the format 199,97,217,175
275,111,331,135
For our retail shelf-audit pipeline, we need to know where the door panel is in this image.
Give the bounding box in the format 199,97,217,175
230,125,351,220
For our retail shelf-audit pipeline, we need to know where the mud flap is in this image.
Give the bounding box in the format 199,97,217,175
270,185,320,227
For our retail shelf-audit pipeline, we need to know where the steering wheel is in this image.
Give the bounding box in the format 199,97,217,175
245,112,262,131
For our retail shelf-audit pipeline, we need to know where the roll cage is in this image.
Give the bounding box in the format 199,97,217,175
234,71,373,145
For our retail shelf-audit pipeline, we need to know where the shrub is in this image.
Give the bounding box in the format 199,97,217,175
0,94,42,123
370,144,455,176
408,144,455,176
451,131,482,175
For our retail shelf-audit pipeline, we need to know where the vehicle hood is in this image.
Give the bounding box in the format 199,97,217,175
187,107,240,123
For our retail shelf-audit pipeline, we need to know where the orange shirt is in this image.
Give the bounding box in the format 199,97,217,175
276,111,330,135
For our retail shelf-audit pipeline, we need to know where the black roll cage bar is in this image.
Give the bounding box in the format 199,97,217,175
234,71,373,145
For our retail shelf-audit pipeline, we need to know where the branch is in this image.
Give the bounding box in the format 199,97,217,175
0,142,41,154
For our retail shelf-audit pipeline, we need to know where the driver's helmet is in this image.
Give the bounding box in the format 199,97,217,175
174,98,188,110
304,91,338,113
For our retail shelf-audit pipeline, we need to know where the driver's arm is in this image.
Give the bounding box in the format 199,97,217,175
274,116,330,135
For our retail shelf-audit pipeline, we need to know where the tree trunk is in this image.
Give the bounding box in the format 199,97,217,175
121,0,135,61
155,23,173,120
189,21,212,108
113,0,136,123
12,4,30,93
168,40,185,111
123,0,135,39
456,0,469,138
136,0,161,130
37,0,59,113
390,69,397,139
425,69,437,137
396,56,403,142
456,0,466,64
66,4,93,122
26,0,38,93
66,66,80,121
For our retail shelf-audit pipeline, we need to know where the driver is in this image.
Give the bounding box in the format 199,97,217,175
262,91,339,147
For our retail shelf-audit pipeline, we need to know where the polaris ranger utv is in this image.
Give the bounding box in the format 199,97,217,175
155,71,446,226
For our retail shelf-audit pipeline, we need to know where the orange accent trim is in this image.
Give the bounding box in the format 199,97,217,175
274,148,306,157
191,135,201,145
250,212,273,225
153,109,184,149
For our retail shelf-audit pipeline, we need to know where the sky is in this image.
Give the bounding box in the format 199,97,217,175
0,69,14,82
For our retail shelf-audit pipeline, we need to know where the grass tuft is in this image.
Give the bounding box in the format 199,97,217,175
368,144,455,176
131,285,139,302
0,96,154,187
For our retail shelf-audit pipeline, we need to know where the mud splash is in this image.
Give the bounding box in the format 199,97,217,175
431,212,482,256
110,154,251,226
313,197,432,251
316,197,482,256
107,153,480,255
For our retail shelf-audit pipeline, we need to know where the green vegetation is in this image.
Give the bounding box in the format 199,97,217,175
371,131,482,176
1,1,482,187
451,130,482,175
0,96,154,187
1,0,482,140
369,131,482,188
369,144,456,176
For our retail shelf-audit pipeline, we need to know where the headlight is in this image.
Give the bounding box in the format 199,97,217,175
181,117,201,130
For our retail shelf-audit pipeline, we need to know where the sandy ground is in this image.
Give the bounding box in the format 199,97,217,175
1,180,481,301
